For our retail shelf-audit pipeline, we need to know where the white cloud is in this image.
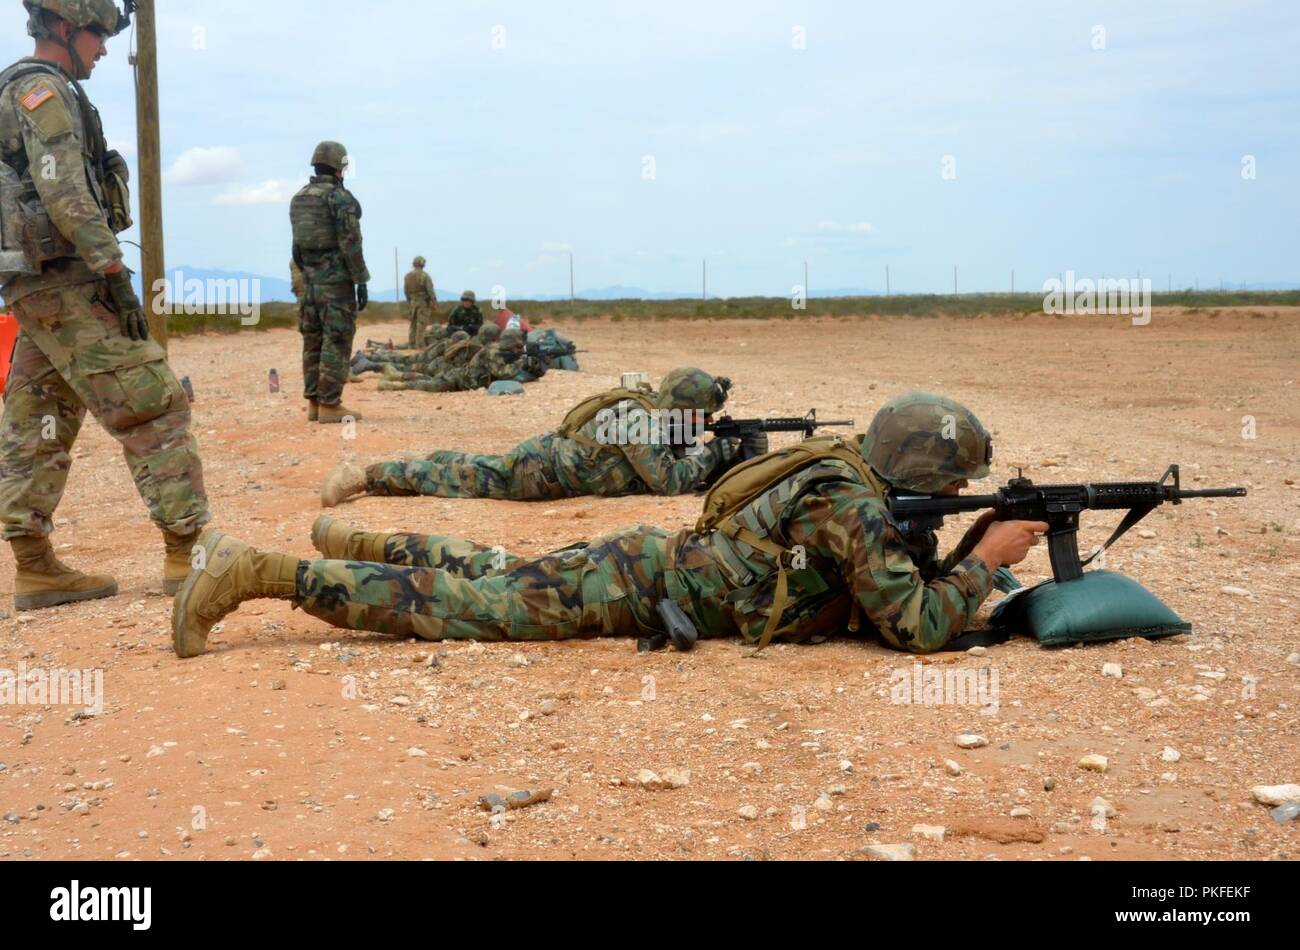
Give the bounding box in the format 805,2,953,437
213,179,299,206
164,146,244,186
816,221,874,234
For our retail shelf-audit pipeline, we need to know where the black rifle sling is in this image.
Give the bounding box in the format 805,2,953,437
1080,504,1157,569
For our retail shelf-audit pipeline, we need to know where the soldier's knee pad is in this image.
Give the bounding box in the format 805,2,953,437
85,359,188,432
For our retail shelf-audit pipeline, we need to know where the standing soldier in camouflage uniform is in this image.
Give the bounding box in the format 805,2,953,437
171,393,1049,659
0,0,210,610
446,290,483,336
290,141,369,424
403,256,435,347
319,368,751,505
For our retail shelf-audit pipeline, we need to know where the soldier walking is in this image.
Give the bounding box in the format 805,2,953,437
0,0,210,609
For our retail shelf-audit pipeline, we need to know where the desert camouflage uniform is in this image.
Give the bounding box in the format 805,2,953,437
403,267,435,347
0,57,208,541
291,173,369,407
296,449,993,653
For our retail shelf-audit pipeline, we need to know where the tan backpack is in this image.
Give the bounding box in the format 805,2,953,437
555,387,658,450
696,434,876,652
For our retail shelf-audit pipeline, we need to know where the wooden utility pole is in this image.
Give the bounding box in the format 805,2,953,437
131,0,166,346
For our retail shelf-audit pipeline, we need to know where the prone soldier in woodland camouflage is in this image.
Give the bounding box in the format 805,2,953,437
375,327,544,395
403,255,435,348
0,0,210,609
171,393,1049,658
352,325,457,377
290,140,369,424
319,368,753,505
446,290,483,336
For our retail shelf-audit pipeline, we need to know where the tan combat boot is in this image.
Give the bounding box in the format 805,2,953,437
162,530,201,595
320,462,368,508
171,531,301,659
307,400,320,422
376,380,409,392
381,364,405,382
311,515,392,562
318,403,364,424
11,537,118,611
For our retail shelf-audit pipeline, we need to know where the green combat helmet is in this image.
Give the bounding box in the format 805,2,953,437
477,324,501,343
25,0,133,79
25,0,132,38
499,328,525,350
656,369,731,413
310,141,349,173
460,290,477,303
412,256,426,268
864,392,992,494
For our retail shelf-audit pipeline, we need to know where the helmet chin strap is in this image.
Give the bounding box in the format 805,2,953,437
43,20,90,80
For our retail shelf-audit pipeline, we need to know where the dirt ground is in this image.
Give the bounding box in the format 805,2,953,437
1,308,1297,862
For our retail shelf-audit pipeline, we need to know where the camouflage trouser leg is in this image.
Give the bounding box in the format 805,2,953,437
295,528,661,642
0,282,210,540
300,285,357,406
364,436,572,499
407,301,433,347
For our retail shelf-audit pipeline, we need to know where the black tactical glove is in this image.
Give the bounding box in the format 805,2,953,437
356,283,369,311
104,269,150,342
740,430,770,461
103,149,130,184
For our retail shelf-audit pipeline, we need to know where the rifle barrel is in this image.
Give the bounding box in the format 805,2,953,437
1174,487,1248,499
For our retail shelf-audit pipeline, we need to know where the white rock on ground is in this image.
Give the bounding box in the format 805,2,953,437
956,734,989,749
861,844,916,861
912,824,946,843
1079,754,1109,773
1251,785,1300,807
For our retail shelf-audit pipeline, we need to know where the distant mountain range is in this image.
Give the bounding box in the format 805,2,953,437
131,267,1300,304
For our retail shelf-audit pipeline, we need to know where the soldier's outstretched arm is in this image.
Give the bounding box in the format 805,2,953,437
787,484,994,654
16,79,121,272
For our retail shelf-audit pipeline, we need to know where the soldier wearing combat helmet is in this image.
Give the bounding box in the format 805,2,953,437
174,391,1050,659
319,367,750,505
290,140,370,424
402,255,436,348
0,0,211,609
446,289,483,336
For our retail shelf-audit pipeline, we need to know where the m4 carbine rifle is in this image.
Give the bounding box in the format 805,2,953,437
887,465,1247,583
707,409,855,444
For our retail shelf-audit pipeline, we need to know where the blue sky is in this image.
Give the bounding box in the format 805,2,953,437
4,0,1296,296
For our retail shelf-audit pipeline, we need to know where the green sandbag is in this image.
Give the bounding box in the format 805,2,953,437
990,570,1191,647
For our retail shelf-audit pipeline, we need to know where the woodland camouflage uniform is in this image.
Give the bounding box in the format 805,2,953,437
172,393,1002,658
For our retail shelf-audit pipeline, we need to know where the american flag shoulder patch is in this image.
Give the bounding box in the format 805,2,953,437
20,85,55,112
